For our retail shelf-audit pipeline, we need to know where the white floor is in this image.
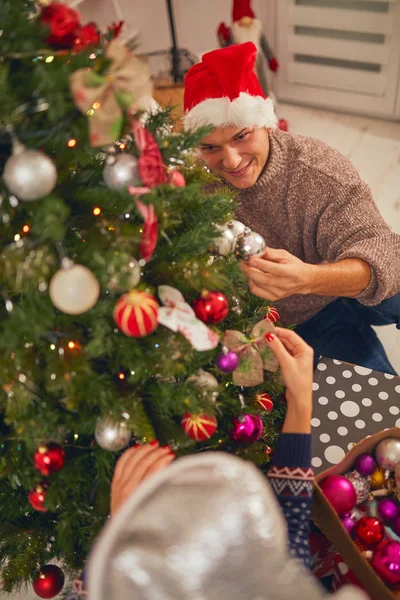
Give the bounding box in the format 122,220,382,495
3,104,400,600
280,103,400,375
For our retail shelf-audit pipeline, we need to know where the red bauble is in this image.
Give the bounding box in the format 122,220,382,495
181,413,217,442
113,290,159,337
256,392,274,412
34,443,65,476
193,291,229,325
73,22,101,52
355,516,385,546
264,306,280,323
33,565,65,599
40,3,80,49
28,483,48,512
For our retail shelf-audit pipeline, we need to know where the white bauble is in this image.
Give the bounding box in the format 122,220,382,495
49,263,100,315
187,370,219,401
103,154,141,191
3,143,57,201
214,226,236,256
95,417,132,451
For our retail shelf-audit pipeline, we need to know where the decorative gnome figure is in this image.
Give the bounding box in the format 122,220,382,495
217,0,288,131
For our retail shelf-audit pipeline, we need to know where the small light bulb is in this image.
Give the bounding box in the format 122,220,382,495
118,372,125,380
74,433,79,440
50,344,56,350
87,109,95,116
45,55,54,63
92,102,101,110
119,143,126,150
14,234,21,241
22,224,30,233
93,207,101,216
68,139,77,148
68,341,75,349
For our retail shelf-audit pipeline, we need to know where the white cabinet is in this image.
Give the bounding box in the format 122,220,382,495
273,0,400,120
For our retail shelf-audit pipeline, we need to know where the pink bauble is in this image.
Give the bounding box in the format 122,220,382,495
378,498,399,523
230,414,263,445
355,453,377,477
341,514,357,535
394,515,400,537
320,475,357,516
169,170,186,187
372,541,400,586
216,351,239,373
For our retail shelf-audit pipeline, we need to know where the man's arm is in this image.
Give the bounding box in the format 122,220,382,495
240,249,371,302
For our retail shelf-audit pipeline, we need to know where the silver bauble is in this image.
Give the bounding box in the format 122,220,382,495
214,226,236,256
106,254,141,291
235,230,266,260
49,261,100,315
103,154,141,191
375,437,400,472
95,417,132,451
3,142,57,201
187,370,219,401
344,470,372,504
229,220,246,239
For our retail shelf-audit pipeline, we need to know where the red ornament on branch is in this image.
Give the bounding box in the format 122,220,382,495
181,412,217,442
73,22,101,52
40,3,80,49
264,306,280,323
33,565,65,599
34,443,65,476
193,290,229,325
28,483,48,512
256,392,274,412
114,290,159,337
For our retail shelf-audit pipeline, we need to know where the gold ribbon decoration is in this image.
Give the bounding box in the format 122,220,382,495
70,40,152,147
223,319,279,387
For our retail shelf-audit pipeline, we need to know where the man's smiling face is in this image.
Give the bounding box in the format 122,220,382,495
198,126,270,189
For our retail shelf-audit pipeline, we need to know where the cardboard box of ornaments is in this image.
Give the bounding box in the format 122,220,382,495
312,428,400,600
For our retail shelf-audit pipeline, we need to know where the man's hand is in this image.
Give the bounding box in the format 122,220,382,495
110,442,174,516
240,247,313,302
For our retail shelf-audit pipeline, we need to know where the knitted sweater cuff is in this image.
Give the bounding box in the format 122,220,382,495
272,433,312,468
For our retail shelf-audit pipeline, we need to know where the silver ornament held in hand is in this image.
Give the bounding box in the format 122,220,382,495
95,417,132,452
103,154,141,191
375,437,400,472
3,142,57,201
235,229,266,260
344,470,372,504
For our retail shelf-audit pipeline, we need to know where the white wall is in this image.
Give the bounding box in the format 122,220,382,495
78,0,275,56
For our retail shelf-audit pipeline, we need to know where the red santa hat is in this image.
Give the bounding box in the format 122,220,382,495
233,0,255,22
183,42,277,131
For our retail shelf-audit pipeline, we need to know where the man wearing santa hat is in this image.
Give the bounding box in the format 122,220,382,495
183,42,400,374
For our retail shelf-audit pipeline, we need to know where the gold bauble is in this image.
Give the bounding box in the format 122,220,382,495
371,466,386,490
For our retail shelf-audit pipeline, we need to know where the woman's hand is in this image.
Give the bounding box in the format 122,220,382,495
110,442,174,516
266,328,314,433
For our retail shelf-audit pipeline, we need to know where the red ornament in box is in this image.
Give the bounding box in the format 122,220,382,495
193,291,229,325
113,290,159,337
264,306,280,323
181,412,217,442
28,483,48,512
256,392,274,412
33,564,65,599
34,443,65,476
355,516,385,546
40,3,80,49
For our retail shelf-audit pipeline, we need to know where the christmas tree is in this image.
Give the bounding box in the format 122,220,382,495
0,1,286,595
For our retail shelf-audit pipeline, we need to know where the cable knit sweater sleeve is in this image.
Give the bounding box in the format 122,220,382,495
300,154,400,307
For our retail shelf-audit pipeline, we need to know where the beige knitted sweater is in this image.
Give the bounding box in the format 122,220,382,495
234,129,400,325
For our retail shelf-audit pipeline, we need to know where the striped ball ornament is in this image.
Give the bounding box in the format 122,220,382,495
264,306,280,323
181,412,217,442
113,290,159,337
256,392,274,412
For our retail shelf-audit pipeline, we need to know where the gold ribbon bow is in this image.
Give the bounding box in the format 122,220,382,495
223,319,279,387
70,40,152,147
